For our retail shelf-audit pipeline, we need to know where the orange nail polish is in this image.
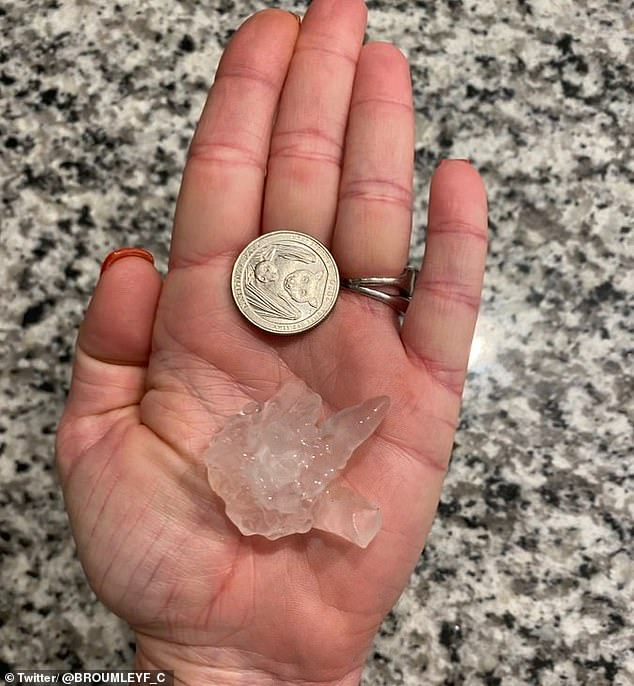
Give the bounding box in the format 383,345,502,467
436,158,472,168
100,247,155,276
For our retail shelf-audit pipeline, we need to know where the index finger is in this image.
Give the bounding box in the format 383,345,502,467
169,10,300,268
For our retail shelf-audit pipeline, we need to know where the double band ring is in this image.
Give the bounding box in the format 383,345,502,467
340,267,417,315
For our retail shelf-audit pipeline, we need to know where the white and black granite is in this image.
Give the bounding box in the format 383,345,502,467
1,0,632,684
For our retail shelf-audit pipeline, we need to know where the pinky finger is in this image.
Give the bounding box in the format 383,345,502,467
401,160,488,401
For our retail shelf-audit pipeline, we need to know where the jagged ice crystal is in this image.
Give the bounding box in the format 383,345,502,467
203,379,390,548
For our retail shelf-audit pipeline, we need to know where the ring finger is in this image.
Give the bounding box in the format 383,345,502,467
261,0,368,246
331,41,414,278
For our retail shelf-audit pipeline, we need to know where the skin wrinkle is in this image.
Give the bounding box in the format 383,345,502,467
96,490,157,597
56,409,137,492
166,249,239,275
338,177,413,210
140,393,208,463
115,517,172,610
191,540,243,633
159,583,180,621
75,343,150,368
138,542,238,628
333,288,401,324
73,344,149,386
186,141,268,173
154,294,267,363
137,546,181,606
379,395,458,440
427,217,489,243
148,349,288,410
340,176,412,200
84,466,124,547
416,279,483,312
186,69,275,166
213,68,282,96
313,565,382,621
72,371,144,398
293,42,359,68
403,343,467,399
147,485,218,584
270,126,345,156
77,417,132,527
374,431,450,476
268,124,345,166
268,148,343,168
349,96,413,113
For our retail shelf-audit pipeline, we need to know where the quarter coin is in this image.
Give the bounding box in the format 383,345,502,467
231,230,340,334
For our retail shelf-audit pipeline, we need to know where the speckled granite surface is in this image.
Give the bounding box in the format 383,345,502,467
1,0,632,684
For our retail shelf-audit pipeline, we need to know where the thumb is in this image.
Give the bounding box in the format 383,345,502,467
59,248,162,450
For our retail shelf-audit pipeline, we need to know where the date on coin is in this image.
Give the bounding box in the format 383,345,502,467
231,231,340,334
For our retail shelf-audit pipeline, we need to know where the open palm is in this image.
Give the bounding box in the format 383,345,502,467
56,2,487,684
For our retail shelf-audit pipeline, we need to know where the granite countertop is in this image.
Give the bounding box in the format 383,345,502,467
1,0,632,684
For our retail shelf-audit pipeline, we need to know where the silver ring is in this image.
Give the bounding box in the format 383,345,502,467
340,266,418,314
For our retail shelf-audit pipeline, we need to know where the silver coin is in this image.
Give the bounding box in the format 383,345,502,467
231,230,340,335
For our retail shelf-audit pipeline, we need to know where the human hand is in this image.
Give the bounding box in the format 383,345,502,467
56,1,487,684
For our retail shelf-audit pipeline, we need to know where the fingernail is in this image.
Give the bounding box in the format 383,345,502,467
436,158,472,168
100,247,155,276
288,10,302,23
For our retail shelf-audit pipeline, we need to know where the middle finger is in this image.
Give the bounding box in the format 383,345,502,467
261,0,368,246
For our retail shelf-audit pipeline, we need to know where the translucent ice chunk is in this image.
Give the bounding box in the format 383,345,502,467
203,378,389,548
